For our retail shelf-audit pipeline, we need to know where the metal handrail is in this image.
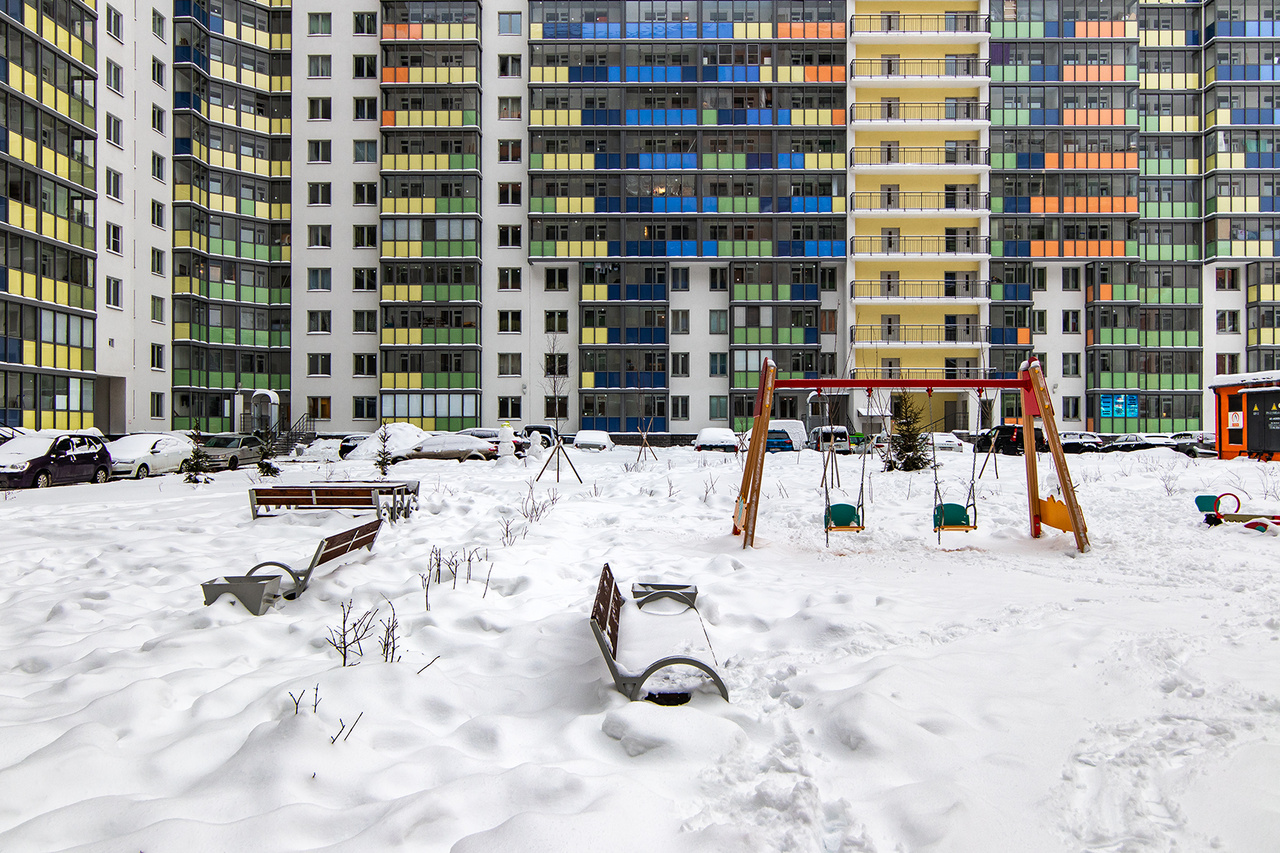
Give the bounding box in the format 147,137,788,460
849,236,990,254
848,13,988,33
849,279,989,299
849,146,990,166
850,324,990,344
848,102,989,121
849,58,989,77
849,191,990,210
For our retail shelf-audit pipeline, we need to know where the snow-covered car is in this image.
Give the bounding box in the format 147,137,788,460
199,433,264,470
522,424,561,448
338,433,371,459
694,427,740,452
106,433,195,478
0,432,112,488
806,426,852,454
458,427,530,456
1171,431,1217,457
397,433,497,462
929,432,965,453
1059,431,1104,453
1104,433,1177,452
574,430,614,451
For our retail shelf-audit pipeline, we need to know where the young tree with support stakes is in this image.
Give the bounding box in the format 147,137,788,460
537,333,581,483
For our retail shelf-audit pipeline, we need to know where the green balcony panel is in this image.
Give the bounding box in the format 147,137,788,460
530,153,543,168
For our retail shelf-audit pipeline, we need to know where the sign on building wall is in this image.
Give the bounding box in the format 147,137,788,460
1246,391,1280,454
1099,394,1139,419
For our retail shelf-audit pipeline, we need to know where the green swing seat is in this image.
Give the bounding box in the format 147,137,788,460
1194,494,1219,513
825,503,863,531
934,502,974,531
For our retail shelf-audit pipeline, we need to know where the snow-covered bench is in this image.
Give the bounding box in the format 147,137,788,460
589,563,728,701
249,484,400,521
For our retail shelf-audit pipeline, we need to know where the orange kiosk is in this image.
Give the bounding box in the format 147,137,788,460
1210,371,1280,460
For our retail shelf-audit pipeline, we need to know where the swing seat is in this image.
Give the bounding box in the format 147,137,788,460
1194,494,1219,513
934,502,975,531
825,503,863,532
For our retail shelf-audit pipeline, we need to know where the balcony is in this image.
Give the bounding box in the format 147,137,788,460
850,324,989,345
847,102,989,126
849,191,990,213
848,58,989,83
850,146,989,168
849,13,988,36
849,235,989,256
849,279,989,300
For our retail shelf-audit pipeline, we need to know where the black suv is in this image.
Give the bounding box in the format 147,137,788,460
975,425,1049,455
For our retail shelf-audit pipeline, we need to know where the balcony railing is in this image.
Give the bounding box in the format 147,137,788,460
848,367,1011,381
850,324,989,344
848,102,988,122
849,235,990,254
849,58,988,78
849,191,990,211
850,279,989,299
849,13,988,34
850,146,989,166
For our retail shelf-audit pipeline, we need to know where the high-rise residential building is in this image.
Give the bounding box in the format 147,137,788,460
9,0,1275,440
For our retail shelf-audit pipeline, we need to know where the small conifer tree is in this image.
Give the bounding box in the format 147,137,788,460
257,438,280,477
184,428,214,483
374,423,394,477
886,395,931,472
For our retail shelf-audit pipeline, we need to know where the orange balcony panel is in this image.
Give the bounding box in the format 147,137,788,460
1086,329,1094,346
381,67,394,82
832,65,846,81
1125,152,1139,168
1100,284,1112,300
1030,196,1045,213
1125,197,1138,213
1018,328,1031,345
1030,240,1047,257
1085,153,1099,170
805,66,818,82
833,22,846,37
806,22,820,37
1045,152,1060,169
817,21,831,37
832,109,846,124
382,110,395,125
1045,196,1059,213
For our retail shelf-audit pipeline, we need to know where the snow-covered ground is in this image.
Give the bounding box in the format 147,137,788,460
1,443,1278,852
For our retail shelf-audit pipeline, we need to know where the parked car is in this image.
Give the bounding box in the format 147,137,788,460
521,424,561,448
1104,433,1178,453
574,430,615,451
0,432,112,488
397,433,496,462
744,419,807,452
1171,431,1217,457
1059,431,1104,453
200,433,264,470
929,432,966,453
338,433,371,459
694,427,741,452
807,426,852,454
0,425,29,446
975,425,1049,455
458,427,530,456
106,433,195,478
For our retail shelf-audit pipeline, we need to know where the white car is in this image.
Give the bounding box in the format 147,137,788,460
929,432,966,453
694,427,740,452
573,430,614,451
397,433,496,462
107,433,196,478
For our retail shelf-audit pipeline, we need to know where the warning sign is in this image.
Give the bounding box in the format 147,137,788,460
1229,411,1244,429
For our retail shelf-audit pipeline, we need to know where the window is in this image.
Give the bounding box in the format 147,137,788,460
307,140,332,162
672,309,690,333
353,55,377,78
709,310,728,334
353,268,377,291
709,396,729,420
106,114,123,147
499,55,522,76
307,353,332,376
150,248,165,274
1031,310,1047,334
671,352,689,376
105,223,122,255
1062,352,1080,376
105,277,122,308
820,309,838,334
308,397,332,420
545,268,568,291
353,12,377,34
498,397,523,419
307,269,332,291
308,12,331,34
150,392,165,419
1217,269,1239,291
354,97,378,120
353,310,377,332
151,200,165,227
308,310,332,333
545,396,568,419
353,397,377,419
151,296,165,322
498,226,522,247
1062,310,1080,333
151,105,165,134
545,310,568,333
353,225,377,248
1063,268,1082,291
354,183,377,205
498,12,522,33
1217,310,1240,333
152,57,165,86
150,344,165,370
498,353,522,376
709,353,728,376
498,268,522,290
709,268,728,291
106,6,123,40
499,183,522,205
499,97,522,119
105,60,122,93
152,152,165,181
353,140,377,162
308,98,332,120
499,140,522,162
105,169,122,201
152,8,166,39
308,225,332,247
353,354,377,376
671,267,690,291
499,311,522,333
308,182,331,205
671,396,690,420
1062,396,1080,420
545,353,568,376
1217,353,1240,374
308,55,332,78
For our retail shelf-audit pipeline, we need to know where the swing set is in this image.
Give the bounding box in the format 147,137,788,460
733,358,1090,553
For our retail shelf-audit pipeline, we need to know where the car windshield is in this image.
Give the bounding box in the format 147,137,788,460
202,436,239,448
0,434,55,458
108,435,164,455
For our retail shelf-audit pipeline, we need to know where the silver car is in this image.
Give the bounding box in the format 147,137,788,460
200,433,264,470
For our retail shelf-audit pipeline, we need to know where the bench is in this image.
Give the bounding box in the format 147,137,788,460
314,480,418,522
589,563,728,701
249,485,394,521
201,518,383,615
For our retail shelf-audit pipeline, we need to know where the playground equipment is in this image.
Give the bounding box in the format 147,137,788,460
1195,492,1280,526
732,359,1090,553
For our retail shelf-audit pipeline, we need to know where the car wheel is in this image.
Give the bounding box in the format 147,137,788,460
33,471,52,488
93,467,109,484
227,456,239,470
135,464,149,479
539,434,552,448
